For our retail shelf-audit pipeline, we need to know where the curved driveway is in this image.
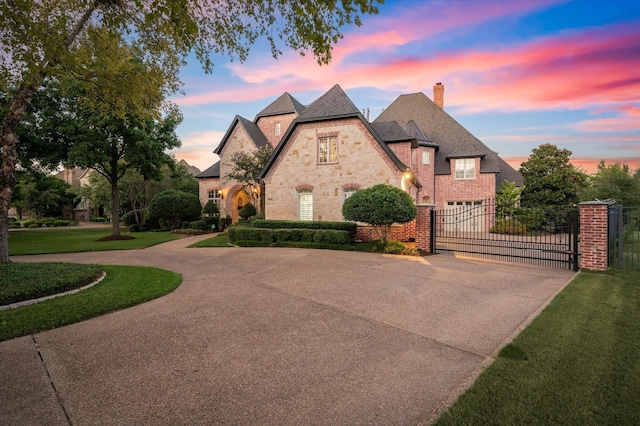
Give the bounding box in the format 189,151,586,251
1,235,576,425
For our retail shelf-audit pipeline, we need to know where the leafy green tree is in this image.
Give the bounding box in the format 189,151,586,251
225,145,274,212
169,161,199,197
519,144,587,211
580,161,640,206
342,184,417,244
1,0,382,262
12,171,73,218
495,179,524,217
148,189,201,229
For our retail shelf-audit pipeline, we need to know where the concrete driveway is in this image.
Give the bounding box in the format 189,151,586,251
1,235,576,425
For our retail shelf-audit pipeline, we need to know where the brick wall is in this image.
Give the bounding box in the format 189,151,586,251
256,113,298,147
415,205,433,253
435,158,496,210
579,202,609,271
356,222,415,242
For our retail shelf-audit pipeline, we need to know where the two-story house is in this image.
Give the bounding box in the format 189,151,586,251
197,83,522,224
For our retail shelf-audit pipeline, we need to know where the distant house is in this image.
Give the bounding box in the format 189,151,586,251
197,83,522,223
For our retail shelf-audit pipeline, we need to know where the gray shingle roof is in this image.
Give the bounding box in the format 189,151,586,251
213,115,269,155
370,121,416,146
404,120,439,149
195,161,220,179
255,92,306,119
374,92,523,188
297,84,361,121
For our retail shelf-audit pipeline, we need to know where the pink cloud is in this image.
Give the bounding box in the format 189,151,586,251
176,0,569,106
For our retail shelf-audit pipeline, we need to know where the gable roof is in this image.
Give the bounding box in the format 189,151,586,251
213,115,269,155
374,92,522,187
195,161,220,179
260,85,408,178
296,84,361,122
255,92,306,119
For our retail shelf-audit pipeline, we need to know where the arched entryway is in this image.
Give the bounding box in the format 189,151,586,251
230,189,251,223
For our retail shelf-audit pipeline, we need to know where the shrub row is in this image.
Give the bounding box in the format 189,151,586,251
20,218,78,228
228,226,352,245
251,219,357,234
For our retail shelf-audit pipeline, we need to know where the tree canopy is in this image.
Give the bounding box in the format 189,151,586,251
0,0,382,262
342,184,417,244
580,161,640,206
519,144,587,211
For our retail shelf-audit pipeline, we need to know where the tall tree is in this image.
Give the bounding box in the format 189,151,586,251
580,161,640,206
1,0,382,261
519,144,586,212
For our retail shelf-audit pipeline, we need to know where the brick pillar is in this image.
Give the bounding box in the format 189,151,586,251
579,202,609,271
415,204,434,253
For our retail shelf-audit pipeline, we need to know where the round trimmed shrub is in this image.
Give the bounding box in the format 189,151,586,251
148,189,202,229
239,203,257,220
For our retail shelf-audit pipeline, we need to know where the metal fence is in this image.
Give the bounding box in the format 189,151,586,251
608,206,640,271
433,198,579,270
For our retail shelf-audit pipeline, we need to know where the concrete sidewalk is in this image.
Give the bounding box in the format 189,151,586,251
1,237,576,425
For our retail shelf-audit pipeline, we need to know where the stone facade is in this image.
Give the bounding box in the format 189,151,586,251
263,118,403,222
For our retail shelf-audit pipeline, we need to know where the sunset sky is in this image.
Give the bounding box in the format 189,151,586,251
171,0,640,175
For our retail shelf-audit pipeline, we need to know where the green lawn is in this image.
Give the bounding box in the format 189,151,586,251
8,228,181,256
0,265,181,342
434,269,640,425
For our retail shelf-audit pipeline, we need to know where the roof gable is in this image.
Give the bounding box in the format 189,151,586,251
195,161,220,179
213,115,268,155
255,92,306,119
260,85,407,178
297,84,360,121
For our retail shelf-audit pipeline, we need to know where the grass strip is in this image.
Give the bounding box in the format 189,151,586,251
0,265,181,342
434,269,640,425
188,234,235,248
0,262,102,305
8,228,181,256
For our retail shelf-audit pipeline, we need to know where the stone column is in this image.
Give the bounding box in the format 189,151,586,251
579,201,610,271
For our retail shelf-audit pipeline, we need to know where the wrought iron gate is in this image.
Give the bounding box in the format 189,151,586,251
432,199,579,270
608,205,640,271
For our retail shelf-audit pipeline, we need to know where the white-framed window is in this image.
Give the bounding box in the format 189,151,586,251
208,189,221,207
298,191,313,221
274,122,281,136
318,136,338,163
455,158,475,179
422,150,430,165
343,188,358,201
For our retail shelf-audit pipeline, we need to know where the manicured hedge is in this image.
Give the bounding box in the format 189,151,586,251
228,226,351,245
251,219,357,234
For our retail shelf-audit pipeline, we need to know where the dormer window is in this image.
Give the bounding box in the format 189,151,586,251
455,158,475,179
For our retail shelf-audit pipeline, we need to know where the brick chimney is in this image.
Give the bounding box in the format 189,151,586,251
433,82,444,109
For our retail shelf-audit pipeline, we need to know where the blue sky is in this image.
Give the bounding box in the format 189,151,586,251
171,0,640,174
